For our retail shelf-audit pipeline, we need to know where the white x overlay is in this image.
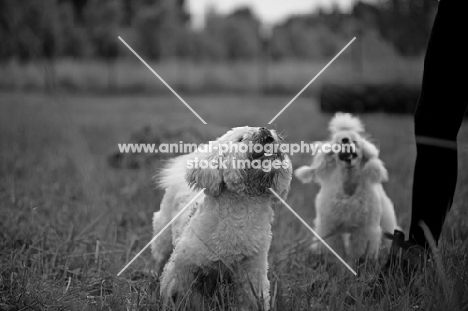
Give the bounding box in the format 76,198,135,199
118,36,207,124
268,37,356,124
117,189,205,276
116,35,357,276
269,188,357,275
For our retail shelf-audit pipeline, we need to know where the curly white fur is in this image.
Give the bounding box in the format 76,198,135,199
328,112,365,134
295,113,399,261
151,126,292,310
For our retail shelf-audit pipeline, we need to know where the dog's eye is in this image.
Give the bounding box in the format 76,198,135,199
237,137,243,142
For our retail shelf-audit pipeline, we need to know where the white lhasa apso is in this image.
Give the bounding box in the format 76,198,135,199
151,126,292,310
295,113,399,261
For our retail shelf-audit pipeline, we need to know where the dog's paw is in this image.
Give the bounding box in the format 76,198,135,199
309,237,322,254
294,165,314,183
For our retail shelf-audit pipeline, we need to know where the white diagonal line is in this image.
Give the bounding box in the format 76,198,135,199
269,188,357,276
268,37,356,124
118,36,207,125
117,188,205,276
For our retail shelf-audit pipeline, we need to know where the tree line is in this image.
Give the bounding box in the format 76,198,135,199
0,0,437,62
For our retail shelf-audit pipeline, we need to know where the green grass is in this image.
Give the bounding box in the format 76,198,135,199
1,91,468,310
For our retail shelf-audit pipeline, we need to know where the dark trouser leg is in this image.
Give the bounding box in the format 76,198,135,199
409,0,468,247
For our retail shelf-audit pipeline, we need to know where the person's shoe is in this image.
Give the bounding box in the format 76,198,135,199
365,230,433,299
380,230,430,278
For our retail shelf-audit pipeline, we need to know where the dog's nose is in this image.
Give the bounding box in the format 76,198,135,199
259,127,273,139
341,137,350,144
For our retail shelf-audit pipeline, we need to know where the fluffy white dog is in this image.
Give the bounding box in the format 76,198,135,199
294,113,398,261
151,126,292,310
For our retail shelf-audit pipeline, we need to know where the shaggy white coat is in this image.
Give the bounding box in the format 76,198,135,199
151,126,292,310
295,113,399,260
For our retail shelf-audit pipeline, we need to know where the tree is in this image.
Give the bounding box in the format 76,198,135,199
133,0,190,60
0,0,61,61
84,0,122,88
375,0,437,56
270,15,348,60
57,1,91,58
205,7,261,61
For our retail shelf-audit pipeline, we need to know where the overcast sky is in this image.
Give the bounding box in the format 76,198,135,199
187,0,356,28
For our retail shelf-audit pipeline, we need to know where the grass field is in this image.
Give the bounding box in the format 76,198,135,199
1,90,468,310
0,54,423,95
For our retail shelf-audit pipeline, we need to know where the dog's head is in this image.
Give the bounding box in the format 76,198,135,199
186,126,292,198
295,113,387,184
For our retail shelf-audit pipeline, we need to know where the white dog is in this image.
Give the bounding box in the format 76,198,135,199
151,126,292,310
294,113,398,261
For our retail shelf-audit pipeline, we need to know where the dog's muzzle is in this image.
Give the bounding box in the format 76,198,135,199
338,137,357,163
251,127,281,160
338,150,357,163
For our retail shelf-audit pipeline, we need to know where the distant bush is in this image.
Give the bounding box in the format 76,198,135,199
320,83,421,114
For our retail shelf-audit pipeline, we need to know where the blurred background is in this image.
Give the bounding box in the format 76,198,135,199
2,1,468,309
0,0,437,102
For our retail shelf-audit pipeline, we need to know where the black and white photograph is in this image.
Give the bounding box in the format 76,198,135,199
1,0,467,310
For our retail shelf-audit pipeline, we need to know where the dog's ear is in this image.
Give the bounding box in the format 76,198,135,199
294,142,334,183
271,155,293,199
360,138,387,182
361,138,379,162
186,145,224,196
222,151,247,193
294,165,314,183
310,141,334,180
363,158,388,183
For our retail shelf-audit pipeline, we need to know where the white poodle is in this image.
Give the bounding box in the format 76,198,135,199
151,126,292,310
294,113,399,261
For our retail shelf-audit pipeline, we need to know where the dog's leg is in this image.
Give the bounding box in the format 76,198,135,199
353,226,382,259
159,227,212,305
342,233,351,257
151,188,196,276
235,252,270,311
151,210,173,276
310,217,322,253
159,254,198,307
379,189,399,250
312,216,346,259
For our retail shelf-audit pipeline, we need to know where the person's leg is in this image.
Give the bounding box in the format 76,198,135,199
409,0,468,248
